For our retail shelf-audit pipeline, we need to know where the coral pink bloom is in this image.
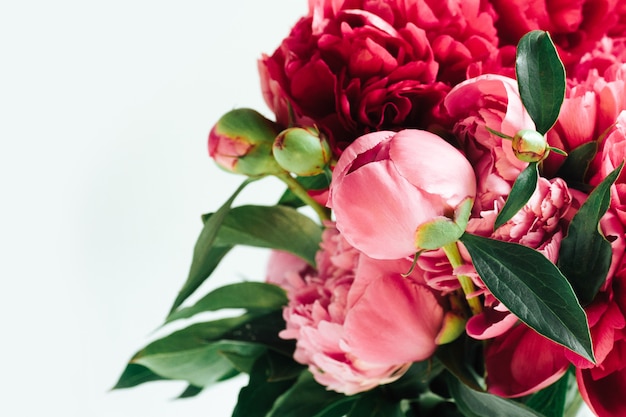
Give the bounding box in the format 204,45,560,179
278,225,417,394
327,129,476,260
444,74,534,213
485,324,570,398
342,256,444,366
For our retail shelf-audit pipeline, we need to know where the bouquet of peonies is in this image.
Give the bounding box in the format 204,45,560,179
115,1,626,416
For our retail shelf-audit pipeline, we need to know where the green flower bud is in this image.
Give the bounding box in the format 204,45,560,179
511,129,550,162
208,108,283,176
272,127,332,176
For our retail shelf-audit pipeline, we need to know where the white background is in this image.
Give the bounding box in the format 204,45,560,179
0,1,593,416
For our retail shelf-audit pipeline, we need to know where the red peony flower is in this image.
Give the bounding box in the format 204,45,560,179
259,0,501,151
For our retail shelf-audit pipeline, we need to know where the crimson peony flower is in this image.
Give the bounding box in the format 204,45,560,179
490,0,626,68
273,225,444,394
259,0,501,151
327,129,476,260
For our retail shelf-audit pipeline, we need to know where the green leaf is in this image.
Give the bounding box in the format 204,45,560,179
495,163,538,229
232,354,297,417
516,30,566,134
166,282,288,323
220,310,296,356
415,198,472,250
278,174,330,208
435,336,483,392
215,205,322,266
555,142,598,188
112,363,167,390
385,360,445,399
447,374,545,417
525,369,573,417
177,384,203,399
267,371,353,417
170,179,252,312
347,393,403,417
130,315,267,387
558,163,624,305
460,233,594,362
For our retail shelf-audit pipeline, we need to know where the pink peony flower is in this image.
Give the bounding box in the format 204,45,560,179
277,224,444,394
327,129,476,260
444,74,534,213
259,0,501,151
485,324,570,398
575,258,626,417
490,0,626,68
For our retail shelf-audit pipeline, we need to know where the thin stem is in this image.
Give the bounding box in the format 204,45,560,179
442,242,482,316
276,173,331,222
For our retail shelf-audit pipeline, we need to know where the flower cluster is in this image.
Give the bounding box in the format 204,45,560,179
117,1,626,416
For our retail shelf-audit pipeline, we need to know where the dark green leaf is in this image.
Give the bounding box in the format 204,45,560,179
265,350,306,382
435,336,483,391
232,354,297,417
267,371,352,417
447,374,544,417
170,245,233,315
130,315,266,387
170,179,253,312
460,233,594,362
278,174,330,208
347,393,403,417
525,369,572,417
558,163,623,305
177,384,203,399
516,30,566,134
495,163,538,229
555,142,598,188
215,205,322,266
385,360,445,399
166,282,288,323
112,363,167,390
221,311,296,357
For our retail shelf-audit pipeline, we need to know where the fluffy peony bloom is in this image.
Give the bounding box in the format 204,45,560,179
490,0,626,68
327,129,476,260
276,224,444,394
259,0,501,151
444,74,534,213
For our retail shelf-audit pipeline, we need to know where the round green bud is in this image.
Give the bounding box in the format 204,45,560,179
511,129,550,163
208,108,284,176
272,127,332,176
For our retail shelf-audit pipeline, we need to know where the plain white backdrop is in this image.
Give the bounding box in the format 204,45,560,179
0,1,594,416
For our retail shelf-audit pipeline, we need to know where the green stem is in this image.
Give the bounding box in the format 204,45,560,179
276,173,331,222
442,242,482,316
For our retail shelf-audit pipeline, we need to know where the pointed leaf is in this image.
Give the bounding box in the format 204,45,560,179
267,371,353,417
525,369,573,417
447,374,544,417
558,163,624,305
177,384,203,399
460,233,594,362
347,393,403,417
555,142,598,188
166,282,287,323
495,163,538,229
516,31,566,134
112,363,167,390
416,198,473,250
232,354,297,417
215,205,322,266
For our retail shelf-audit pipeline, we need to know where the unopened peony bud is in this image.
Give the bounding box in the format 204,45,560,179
208,108,283,176
272,127,331,176
512,129,549,162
